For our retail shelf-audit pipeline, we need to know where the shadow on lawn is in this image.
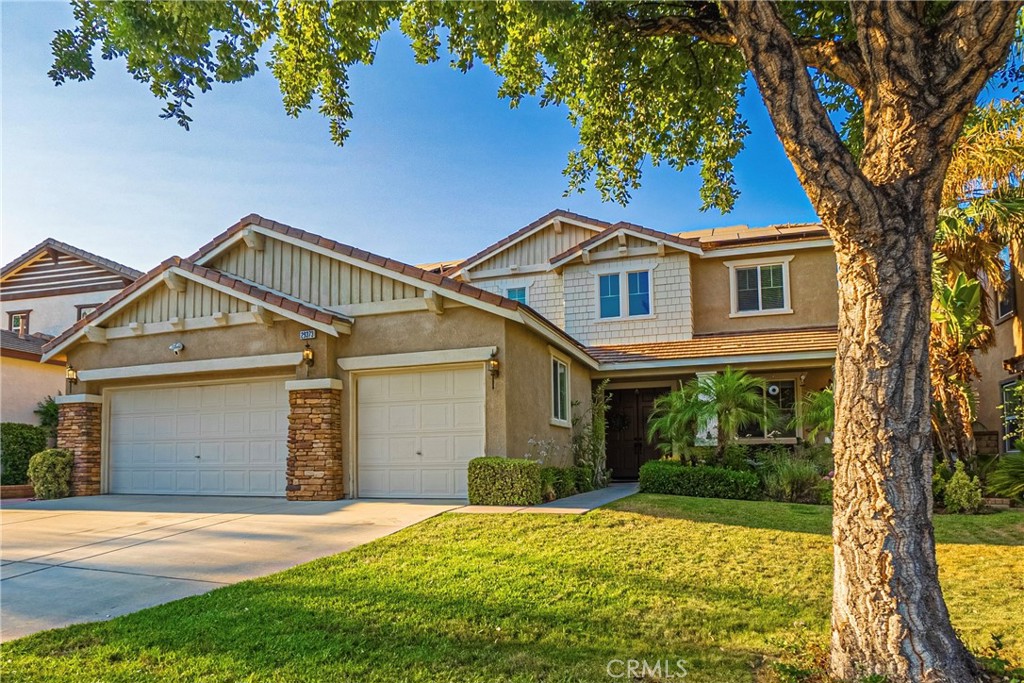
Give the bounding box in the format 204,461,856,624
606,494,1024,546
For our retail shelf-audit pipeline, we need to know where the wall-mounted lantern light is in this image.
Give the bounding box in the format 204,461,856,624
65,364,78,393
488,351,500,389
302,343,315,367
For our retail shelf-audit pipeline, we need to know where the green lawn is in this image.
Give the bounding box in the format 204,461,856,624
3,495,1022,683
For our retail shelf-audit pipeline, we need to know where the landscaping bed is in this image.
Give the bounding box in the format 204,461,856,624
3,495,1021,682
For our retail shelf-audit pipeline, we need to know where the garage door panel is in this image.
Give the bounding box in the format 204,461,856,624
358,367,484,498
109,380,288,496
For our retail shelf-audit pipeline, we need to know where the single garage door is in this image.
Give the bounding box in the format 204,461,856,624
108,379,288,496
357,366,485,498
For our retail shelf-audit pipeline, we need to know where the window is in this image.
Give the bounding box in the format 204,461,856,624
76,304,100,320
551,357,569,425
598,274,620,318
1002,382,1020,452
598,270,652,319
627,271,651,316
7,311,30,336
726,256,793,316
996,246,1015,321
739,380,797,439
506,287,527,305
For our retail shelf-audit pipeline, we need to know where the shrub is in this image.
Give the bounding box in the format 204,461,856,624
986,453,1024,501
34,396,59,439
679,445,716,466
468,457,541,505
539,466,559,502
552,468,578,499
944,461,982,514
639,460,761,501
799,443,834,476
721,443,754,471
573,465,595,493
761,455,824,504
27,449,74,499
0,423,49,486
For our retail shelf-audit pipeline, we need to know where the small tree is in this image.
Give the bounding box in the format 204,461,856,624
648,367,774,464
795,387,835,443
571,379,612,488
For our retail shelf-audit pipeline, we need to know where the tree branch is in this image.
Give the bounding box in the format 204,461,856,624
613,6,870,95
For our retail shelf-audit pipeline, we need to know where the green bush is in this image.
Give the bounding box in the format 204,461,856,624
721,443,754,471
552,468,578,499
639,460,761,501
761,455,824,504
573,465,595,493
27,449,74,500
799,443,834,476
986,453,1024,501
944,461,982,514
467,457,541,506
679,445,716,466
1,423,49,486
539,466,559,502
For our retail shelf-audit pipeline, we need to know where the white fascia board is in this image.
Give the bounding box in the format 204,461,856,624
550,228,700,269
55,394,103,405
286,378,344,392
449,216,605,278
595,349,835,373
77,352,304,382
338,346,497,371
700,239,833,259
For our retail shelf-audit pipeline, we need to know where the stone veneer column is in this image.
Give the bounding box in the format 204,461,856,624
286,379,345,501
55,394,103,496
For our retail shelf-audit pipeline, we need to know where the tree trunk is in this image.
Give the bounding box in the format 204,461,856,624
829,193,977,682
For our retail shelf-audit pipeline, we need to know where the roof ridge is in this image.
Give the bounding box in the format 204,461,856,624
1,237,143,281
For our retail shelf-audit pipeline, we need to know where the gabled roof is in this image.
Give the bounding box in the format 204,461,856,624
586,327,838,365
682,223,828,250
1,238,143,281
550,221,702,267
1,329,53,359
445,209,611,277
41,258,355,361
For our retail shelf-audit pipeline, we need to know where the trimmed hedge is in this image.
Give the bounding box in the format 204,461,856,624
27,449,74,500
639,460,761,501
468,457,541,506
1,423,49,486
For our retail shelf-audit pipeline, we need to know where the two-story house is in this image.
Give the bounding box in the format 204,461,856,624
40,211,838,501
0,239,142,423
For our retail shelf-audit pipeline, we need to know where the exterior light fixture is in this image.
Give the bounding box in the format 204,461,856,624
302,343,315,367
65,364,78,393
488,351,500,388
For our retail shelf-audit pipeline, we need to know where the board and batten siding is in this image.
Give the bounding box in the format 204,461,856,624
563,253,693,345
208,238,423,308
470,223,598,272
107,280,251,326
1,254,127,301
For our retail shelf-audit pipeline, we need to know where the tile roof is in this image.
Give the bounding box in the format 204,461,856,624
0,329,53,358
550,221,701,265
42,257,353,355
586,327,838,364
679,223,828,249
446,209,612,275
1,238,143,281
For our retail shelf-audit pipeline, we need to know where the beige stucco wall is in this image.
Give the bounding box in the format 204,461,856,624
0,357,65,424
691,247,839,335
972,314,1022,434
1,289,125,338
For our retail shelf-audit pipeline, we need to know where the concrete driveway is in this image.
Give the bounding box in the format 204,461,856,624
0,495,460,641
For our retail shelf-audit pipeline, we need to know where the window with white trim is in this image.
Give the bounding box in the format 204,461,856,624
8,311,30,336
506,287,527,305
726,256,793,317
739,380,797,439
597,270,652,319
551,357,569,425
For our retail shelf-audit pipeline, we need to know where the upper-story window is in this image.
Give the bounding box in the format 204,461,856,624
996,246,1014,321
506,287,527,306
726,255,794,317
7,311,30,336
598,271,652,319
76,304,100,321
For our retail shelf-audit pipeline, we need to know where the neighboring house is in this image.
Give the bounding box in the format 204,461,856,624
972,246,1024,453
0,239,142,424
42,211,839,501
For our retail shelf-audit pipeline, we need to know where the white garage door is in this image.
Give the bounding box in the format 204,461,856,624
357,366,485,498
108,380,288,496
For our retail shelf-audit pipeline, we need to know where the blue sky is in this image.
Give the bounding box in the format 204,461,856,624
1,1,822,273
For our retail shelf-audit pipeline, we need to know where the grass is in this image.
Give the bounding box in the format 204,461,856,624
2,495,1022,683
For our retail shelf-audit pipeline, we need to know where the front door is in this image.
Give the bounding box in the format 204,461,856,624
606,387,671,480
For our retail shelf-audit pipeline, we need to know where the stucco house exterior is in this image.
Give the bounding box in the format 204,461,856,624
42,211,840,501
1,239,142,424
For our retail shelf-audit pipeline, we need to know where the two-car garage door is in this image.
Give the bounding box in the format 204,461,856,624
108,380,289,496
357,366,485,498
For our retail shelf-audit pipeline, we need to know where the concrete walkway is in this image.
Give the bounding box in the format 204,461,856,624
452,482,638,515
0,496,458,641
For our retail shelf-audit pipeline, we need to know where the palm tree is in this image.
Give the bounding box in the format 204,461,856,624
647,367,775,464
796,387,835,442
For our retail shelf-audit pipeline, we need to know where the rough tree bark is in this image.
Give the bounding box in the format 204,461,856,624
712,2,1022,681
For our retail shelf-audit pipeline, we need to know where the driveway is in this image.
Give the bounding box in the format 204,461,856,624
0,495,460,641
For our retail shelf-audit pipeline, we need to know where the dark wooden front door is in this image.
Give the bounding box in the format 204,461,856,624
606,387,671,480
